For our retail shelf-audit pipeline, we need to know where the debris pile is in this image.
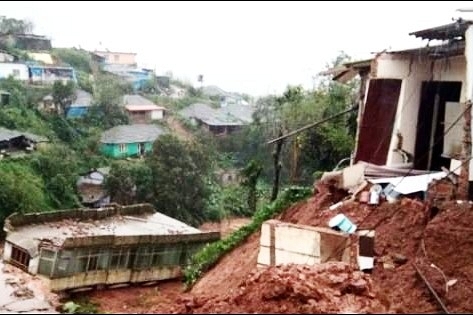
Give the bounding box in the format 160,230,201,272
179,263,390,314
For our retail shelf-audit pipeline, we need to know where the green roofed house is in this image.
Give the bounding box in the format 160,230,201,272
100,124,165,158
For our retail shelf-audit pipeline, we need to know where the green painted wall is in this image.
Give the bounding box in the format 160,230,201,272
101,142,153,158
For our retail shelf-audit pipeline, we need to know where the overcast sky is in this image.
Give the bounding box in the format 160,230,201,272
2,1,473,96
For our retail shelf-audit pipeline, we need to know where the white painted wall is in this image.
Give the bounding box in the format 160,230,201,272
0,63,29,81
28,256,39,274
151,109,164,120
3,242,12,261
257,220,352,267
372,53,466,166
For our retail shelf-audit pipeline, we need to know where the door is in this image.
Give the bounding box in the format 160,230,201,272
414,81,462,170
355,79,402,165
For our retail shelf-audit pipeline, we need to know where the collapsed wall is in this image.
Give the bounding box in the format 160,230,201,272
188,182,473,314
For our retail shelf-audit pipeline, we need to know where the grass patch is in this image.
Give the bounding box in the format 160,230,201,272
183,186,311,288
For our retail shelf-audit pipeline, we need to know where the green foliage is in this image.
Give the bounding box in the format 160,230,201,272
86,74,129,129
0,77,52,110
0,16,33,35
52,48,93,74
205,184,249,221
76,71,94,94
0,161,50,223
105,160,152,205
241,159,263,213
218,53,358,186
30,144,81,208
52,80,76,115
62,298,98,314
183,186,311,287
146,134,211,226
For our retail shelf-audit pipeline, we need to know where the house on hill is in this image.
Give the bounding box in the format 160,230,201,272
100,124,165,158
0,127,49,157
123,94,166,123
323,19,473,182
66,89,93,119
179,102,254,135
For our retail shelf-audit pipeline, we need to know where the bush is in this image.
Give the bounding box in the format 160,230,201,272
183,186,311,288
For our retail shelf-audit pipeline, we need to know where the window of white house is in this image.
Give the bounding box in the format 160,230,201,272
119,143,126,153
114,54,120,62
12,69,20,77
10,245,30,271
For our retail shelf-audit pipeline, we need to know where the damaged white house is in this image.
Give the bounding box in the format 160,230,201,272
2,204,220,292
324,19,473,193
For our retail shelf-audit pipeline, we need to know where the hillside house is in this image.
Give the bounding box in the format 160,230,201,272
0,127,49,157
29,64,77,85
103,65,153,91
4,34,52,51
100,124,165,158
323,19,473,186
0,62,29,81
94,50,137,66
66,89,93,119
179,102,254,135
123,94,166,123
76,167,111,208
2,204,220,292
0,51,15,62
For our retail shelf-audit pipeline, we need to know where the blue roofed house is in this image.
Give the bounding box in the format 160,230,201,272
66,89,93,118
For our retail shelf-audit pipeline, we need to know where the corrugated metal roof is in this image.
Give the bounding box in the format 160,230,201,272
125,104,166,111
388,40,465,58
0,127,48,143
123,94,157,107
73,89,93,107
409,19,473,40
179,103,254,126
100,124,165,144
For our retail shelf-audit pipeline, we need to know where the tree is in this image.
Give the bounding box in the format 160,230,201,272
146,134,211,226
105,161,152,205
0,162,50,224
52,80,76,115
241,159,263,213
0,16,33,35
86,74,129,129
30,144,81,208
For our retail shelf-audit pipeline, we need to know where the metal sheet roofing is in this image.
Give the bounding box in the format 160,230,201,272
409,19,473,40
0,127,48,143
100,124,165,144
125,105,165,111
179,102,254,126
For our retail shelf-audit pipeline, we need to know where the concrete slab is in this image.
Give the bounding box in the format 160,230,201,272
5,299,51,312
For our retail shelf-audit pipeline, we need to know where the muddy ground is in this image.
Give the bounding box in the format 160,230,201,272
82,188,473,314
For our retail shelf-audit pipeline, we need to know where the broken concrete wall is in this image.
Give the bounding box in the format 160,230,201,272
4,203,156,230
3,242,11,263
369,53,466,166
257,220,354,268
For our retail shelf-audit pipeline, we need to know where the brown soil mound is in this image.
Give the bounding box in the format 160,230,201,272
181,263,390,314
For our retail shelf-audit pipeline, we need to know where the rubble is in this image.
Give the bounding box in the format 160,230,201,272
85,179,473,314
180,263,390,314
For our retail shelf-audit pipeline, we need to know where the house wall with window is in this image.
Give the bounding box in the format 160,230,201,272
94,51,137,66
3,203,221,292
0,63,29,81
100,141,153,158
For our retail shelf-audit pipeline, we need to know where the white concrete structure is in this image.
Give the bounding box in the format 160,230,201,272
326,20,473,180
257,220,374,270
0,63,29,81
